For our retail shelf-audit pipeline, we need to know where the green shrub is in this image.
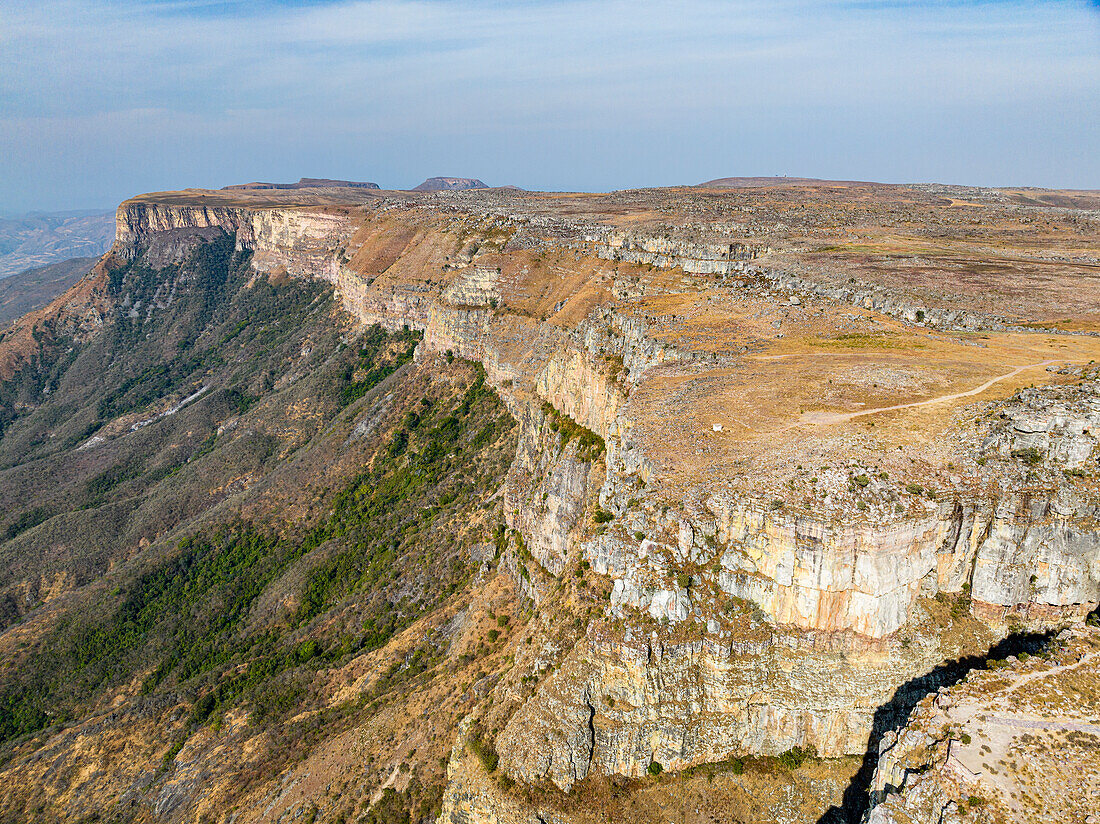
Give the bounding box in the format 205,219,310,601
157,739,185,776
1011,447,1043,466
338,325,422,407
295,639,320,663
776,745,816,770
593,508,614,524
540,402,605,460
83,459,144,507
468,728,499,773
950,592,971,619
3,506,53,541
647,760,663,776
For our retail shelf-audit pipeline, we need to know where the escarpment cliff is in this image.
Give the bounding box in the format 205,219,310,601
115,201,360,279
580,229,768,275
86,186,1100,819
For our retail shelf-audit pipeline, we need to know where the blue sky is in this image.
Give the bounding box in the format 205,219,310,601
1,0,1098,211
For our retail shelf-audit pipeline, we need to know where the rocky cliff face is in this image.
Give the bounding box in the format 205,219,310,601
581,229,768,276
115,201,358,277
496,624,947,789
591,487,1100,642
107,193,1100,809
504,406,597,579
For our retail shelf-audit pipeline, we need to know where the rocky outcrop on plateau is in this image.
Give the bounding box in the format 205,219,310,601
413,177,489,192
863,622,1100,824
580,229,768,276
223,177,380,191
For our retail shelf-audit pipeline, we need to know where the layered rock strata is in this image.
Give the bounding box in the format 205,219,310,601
496,624,950,790
108,195,1100,797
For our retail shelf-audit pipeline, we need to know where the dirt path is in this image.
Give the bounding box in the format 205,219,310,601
794,360,1056,426
998,647,1100,696
968,712,1100,735
943,644,1100,815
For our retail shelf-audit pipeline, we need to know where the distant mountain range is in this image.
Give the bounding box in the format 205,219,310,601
698,176,874,188
219,176,492,193
222,177,380,191
0,211,114,279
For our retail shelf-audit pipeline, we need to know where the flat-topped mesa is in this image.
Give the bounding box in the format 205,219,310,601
572,230,1007,331
412,177,488,192
107,194,1100,640
95,192,1100,790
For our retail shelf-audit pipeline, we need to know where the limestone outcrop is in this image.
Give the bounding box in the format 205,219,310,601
496,625,949,791
115,202,358,277
582,229,768,275
504,406,597,578
982,376,1100,468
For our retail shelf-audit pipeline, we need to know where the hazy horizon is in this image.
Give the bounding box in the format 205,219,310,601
9,171,1100,219
3,0,1099,213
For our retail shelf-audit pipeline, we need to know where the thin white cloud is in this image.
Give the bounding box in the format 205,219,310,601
4,0,1094,113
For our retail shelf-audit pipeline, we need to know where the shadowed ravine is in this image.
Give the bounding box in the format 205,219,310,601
816,629,1055,824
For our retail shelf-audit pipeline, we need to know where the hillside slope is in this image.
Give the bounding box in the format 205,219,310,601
0,256,95,327
0,230,521,824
